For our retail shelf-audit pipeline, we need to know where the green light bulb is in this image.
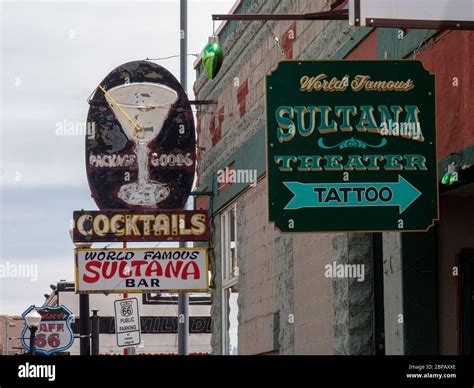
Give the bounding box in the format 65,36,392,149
441,172,452,185
202,36,223,80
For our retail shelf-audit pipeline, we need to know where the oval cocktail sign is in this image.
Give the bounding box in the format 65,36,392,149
86,60,195,210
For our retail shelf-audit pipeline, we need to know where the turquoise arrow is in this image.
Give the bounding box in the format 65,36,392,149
283,176,421,214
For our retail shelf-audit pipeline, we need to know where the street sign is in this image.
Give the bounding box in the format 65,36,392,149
75,248,209,293
114,298,141,347
86,60,195,210
266,60,438,232
349,0,474,30
20,305,74,355
72,210,209,243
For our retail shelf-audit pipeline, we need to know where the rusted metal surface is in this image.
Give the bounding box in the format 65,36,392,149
212,10,349,21
86,61,196,210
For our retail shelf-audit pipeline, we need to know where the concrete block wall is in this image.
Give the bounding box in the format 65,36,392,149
209,214,223,354
293,233,334,354
382,232,404,355
332,233,374,355
237,178,278,354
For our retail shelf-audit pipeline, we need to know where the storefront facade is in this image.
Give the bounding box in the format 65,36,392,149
193,0,474,355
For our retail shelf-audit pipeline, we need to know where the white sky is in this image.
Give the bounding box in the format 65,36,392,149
0,0,235,314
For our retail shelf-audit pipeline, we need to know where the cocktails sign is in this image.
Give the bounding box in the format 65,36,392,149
86,61,195,210
72,210,209,243
266,60,438,232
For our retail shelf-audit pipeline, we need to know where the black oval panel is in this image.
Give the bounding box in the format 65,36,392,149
86,61,195,210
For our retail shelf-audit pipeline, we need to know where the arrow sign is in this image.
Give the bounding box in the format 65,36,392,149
284,176,421,214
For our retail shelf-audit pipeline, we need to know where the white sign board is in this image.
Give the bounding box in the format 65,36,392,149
349,0,474,29
75,248,209,293
114,298,141,347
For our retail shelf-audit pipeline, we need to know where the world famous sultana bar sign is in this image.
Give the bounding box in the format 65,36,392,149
75,248,208,293
266,60,438,232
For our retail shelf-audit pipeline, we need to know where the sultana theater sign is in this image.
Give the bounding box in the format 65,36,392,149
266,60,438,232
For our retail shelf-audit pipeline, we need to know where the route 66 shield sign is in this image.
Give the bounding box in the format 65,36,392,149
21,305,74,355
121,300,133,317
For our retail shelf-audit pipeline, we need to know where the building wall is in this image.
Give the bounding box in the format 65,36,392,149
293,232,333,354
415,31,474,160
194,0,338,187
416,33,474,354
194,0,376,355
375,27,474,354
195,0,474,355
0,315,24,355
382,233,404,355
237,178,278,355
437,195,474,355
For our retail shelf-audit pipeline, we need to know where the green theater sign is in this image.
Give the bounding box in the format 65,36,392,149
266,60,438,232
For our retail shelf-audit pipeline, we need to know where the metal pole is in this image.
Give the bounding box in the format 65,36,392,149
91,310,99,355
178,0,189,356
123,241,132,355
123,291,129,356
79,294,90,355
180,0,187,91
29,326,37,356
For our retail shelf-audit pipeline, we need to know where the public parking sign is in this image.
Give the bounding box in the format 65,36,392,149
266,60,438,232
114,298,141,347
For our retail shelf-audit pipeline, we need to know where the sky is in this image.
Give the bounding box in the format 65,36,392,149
0,0,235,315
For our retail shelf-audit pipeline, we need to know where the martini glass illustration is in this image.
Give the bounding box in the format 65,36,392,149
103,82,178,206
